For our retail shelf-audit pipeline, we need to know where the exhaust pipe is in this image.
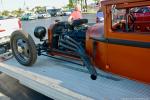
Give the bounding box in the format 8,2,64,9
60,35,98,80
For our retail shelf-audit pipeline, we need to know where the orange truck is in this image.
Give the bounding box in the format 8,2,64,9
86,0,150,84
10,0,150,84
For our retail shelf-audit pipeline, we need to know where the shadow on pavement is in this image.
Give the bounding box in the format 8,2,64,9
0,73,53,100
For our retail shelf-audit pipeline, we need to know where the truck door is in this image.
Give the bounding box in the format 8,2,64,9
106,6,150,83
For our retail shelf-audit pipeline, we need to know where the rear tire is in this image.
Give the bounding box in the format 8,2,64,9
10,30,37,66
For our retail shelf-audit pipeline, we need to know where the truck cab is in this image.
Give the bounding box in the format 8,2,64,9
86,0,150,84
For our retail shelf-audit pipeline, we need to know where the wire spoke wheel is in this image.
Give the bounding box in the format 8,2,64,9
11,30,37,66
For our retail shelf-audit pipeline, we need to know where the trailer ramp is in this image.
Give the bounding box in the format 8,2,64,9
0,56,150,100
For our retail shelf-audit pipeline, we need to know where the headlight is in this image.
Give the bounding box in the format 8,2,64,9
34,26,46,40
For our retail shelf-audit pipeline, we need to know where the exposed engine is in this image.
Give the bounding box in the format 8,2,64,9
52,19,88,49
34,19,88,51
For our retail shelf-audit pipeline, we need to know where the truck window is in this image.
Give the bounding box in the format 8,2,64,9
111,6,150,33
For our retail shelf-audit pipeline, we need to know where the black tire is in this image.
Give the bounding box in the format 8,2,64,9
10,30,37,66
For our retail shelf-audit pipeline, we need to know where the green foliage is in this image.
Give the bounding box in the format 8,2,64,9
34,6,46,13
68,0,74,8
93,0,99,3
11,8,24,17
2,10,10,16
66,0,88,12
0,0,96,17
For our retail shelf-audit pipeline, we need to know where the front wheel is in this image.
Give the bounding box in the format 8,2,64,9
10,30,37,66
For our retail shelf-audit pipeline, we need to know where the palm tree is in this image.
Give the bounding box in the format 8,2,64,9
68,0,74,8
84,0,87,12
68,0,87,12
81,0,83,10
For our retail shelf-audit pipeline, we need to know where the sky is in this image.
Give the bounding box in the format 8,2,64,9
0,0,94,11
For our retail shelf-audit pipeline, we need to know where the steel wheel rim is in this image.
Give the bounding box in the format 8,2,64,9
14,38,30,63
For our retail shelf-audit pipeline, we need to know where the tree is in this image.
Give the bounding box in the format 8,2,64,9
34,6,46,13
2,10,10,16
84,0,87,12
93,0,99,3
11,8,24,17
17,8,24,16
75,0,88,12
68,0,74,8
67,0,88,11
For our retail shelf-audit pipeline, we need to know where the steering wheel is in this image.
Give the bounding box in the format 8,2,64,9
125,13,135,32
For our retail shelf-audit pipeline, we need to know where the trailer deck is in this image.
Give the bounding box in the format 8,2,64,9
0,92,10,100
0,56,150,100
